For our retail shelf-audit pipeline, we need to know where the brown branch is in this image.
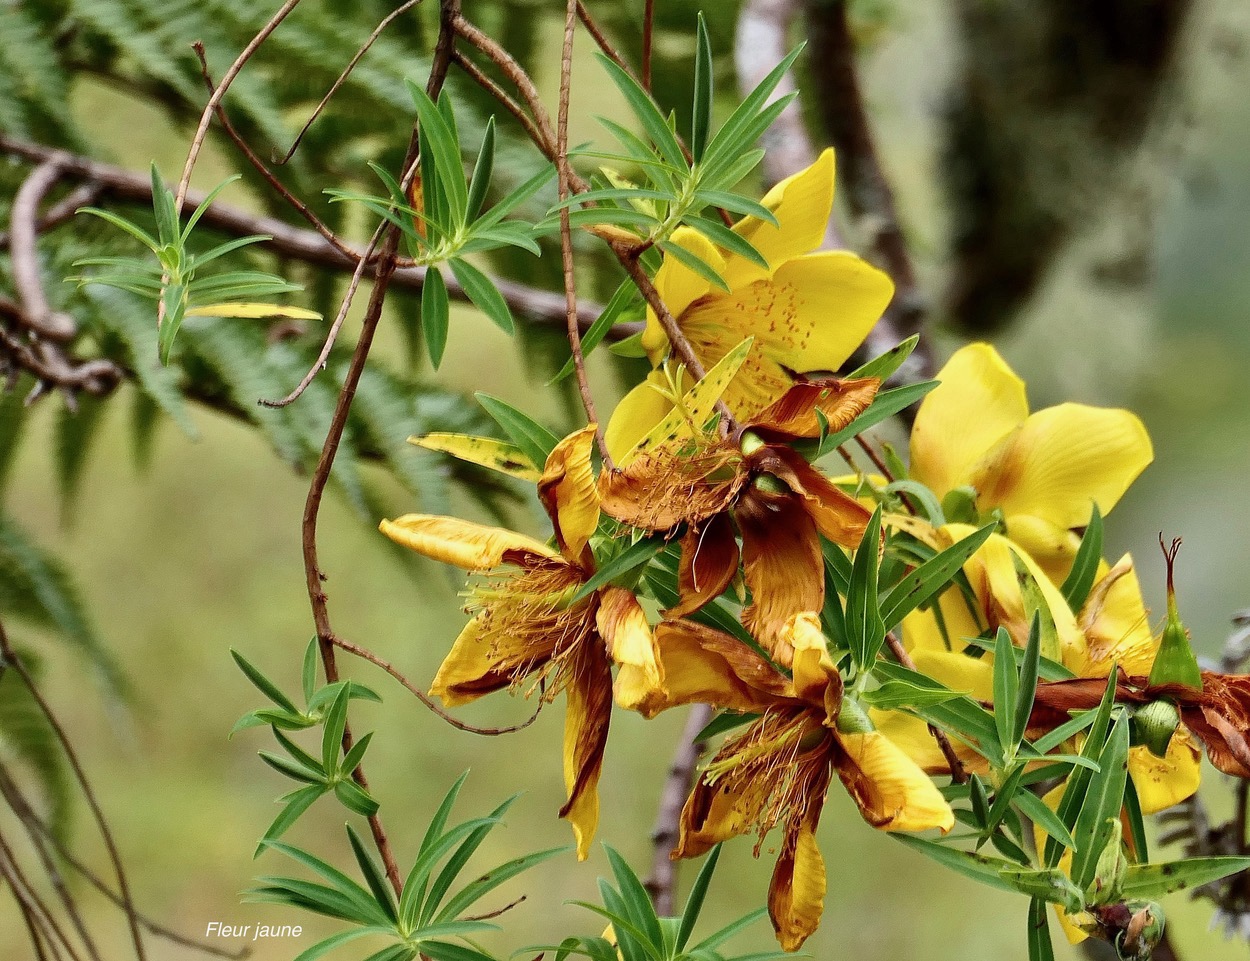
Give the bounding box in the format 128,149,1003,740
329,635,542,736
274,0,424,165
451,50,548,151
0,830,80,961
885,632,967,784
642,0,656,92
302,0,462,901
0,135,624,338
0,619,147,959
0,183,101,251
0,298,123,401
10,162,77,342
643,703,712,915
556,0,609,463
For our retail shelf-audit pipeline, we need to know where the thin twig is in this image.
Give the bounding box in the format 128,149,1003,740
10,162,77,342
0,183,101,250
274,0,423,164
885,632,967,783
330,635,542,735
557,0,609,463
0,620,147,959
642,0,656,92
451,50,548,150
301,0,462,900
192,44,360,262
0,767,103,961
173,0,304,213
0,829,82,961
0,765,250,959
643,703,712,914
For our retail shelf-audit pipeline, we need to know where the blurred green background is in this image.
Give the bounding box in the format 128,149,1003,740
4,0,1250,959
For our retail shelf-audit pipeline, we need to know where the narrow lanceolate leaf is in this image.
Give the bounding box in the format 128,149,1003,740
1060,505,1102,610
1045,676,1117,869
409,83,469,226
422,793,518,923
347,825,398,923
678,844,721,950
448,258,514,335
595,55,687,169
551,279,638,384
1069,713,1131,890
626,336,754,460
413,433,540,481
572,537,665,604
422,266,450,369
474,393,561,467
879,523,995,630
999,869,1084,913
466,116,496,221
321,684,351,774
1027,898,1056,961
1120,857,1250,899
892,836,1024,896
258,785,325,853
849,335,920,382
845,507,886,671
231,650,300,714
691,14,713,161
1013,614,1042,749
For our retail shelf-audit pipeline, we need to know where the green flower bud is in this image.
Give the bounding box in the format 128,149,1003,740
752,473,788,495
740,431,767,456
1131,699,1181,759
1089,817,1128,906
1117,901,1165,961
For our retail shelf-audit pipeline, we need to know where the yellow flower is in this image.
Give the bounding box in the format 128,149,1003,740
872,524,1200,815
598,377,877,665
623,149,893,425
635,614,953,951
909,344,1153,582
379,426,661,860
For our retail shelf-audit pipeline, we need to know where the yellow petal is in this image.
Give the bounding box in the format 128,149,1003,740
1129,727,1202,814
727,148,835,287
597,587,664,710
638,620,790,718
185,302,321,320
786,611,837,705
539,426,601,560
642,227,722,360
1076,555,1157,678
899,589,985,655
430,615,506,707
604,371,679,464
379,514,556,570
767,820,827,952
968,403,1153,530
836,730,955,832
560,644,613,860
909,343,1028,497
679,254,890,418
413,433,541,481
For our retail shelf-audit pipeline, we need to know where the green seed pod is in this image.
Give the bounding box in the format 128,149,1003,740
1131,700,1181,759
941,485,980,524
1147,539,1203,691
752,473,788,496
740,431,767,456
835,697,875,735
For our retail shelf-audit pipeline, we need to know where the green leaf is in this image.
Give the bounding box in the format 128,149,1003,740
656,237,729,292
678,844,720,947
1013,614,1042,750
879,523,995,630
551,280,638,384
257,785,325,853
474,166,556,232
302,638,319,706
158,282,187,366
862,679,965,711
1120,857,1250,899
893,835,1024,896
694,711,758,742
595,55,687,169
183,174,244,240
845,507,886,670
573,536,665,605
1069,712,1131,890
682,214,767,270
605,846,663,948
400,817,502,930
409,83,468,226
347,825,398,923
423,793,518,923
849,335,921,381
998,868,1084,912
475,393,560,467
1027,899,1056,961
1013,788,1076,853
435,845,566,924
466,116,496,221
1060,505,1103,611
321,684,350,774
448,258,514,335
232,649,300,714
422,266,450,369
691,14,713,161
258,751,325,785
288,927,394,961
339,731,374,778
689,908,770,954
258,841,392,924
1123,777,1149,864
702,44,803,173
1044,676,1117,869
